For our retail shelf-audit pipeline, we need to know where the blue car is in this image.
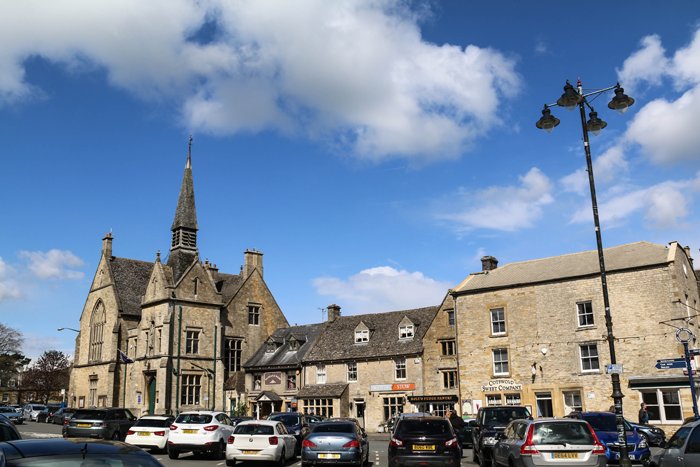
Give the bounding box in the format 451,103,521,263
566,412,650,464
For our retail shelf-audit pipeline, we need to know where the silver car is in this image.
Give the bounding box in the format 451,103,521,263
23,404,46,422
492,418,606,467
301,420,369,466
649,418,700,467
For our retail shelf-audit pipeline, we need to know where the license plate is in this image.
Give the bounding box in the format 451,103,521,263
138,432,151,436
182,429,198,434
319,454,341,459
242,450,258,454
552,453,578,459
615,454,635,460
413,445,435,451
77,424,91,428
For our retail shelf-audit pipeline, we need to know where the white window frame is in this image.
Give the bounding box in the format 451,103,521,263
355,330,368,343
317,364,326,384
490,308,506,335
640,389,684,424
286,371,297,390
399,325,414,339
347,362,358,382
492,348,509,376
395,358,407,380
486,394,502,406
577,301,594,327
579,344,600,372
563,391,582,414
254,374,262,391
505,394,521,406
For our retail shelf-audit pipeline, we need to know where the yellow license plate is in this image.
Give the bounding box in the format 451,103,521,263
77,423,91,427
553,453,579,459
138,432,151,436
413,445,435,451
242,451,258,454
319,454,341,459
182,429,198,434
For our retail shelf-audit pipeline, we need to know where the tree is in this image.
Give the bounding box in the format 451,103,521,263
23,350,71,404
0,323,28,387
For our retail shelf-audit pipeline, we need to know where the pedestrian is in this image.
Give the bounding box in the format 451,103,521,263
609,405,615,413
447,409,465,458
638,403,649,424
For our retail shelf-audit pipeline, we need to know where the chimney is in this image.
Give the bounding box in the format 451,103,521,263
102,233,113,257
327,304,341,323
481,255,498,272
684,246,694,270
243,249,264,278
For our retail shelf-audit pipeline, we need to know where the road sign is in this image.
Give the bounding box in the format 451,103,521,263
689,349,700,355
656,358,688,370
606,364,623,374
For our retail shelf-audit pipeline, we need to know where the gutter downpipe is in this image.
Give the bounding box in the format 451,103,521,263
213,325,217,411
451,290,464,416
176,305,182,415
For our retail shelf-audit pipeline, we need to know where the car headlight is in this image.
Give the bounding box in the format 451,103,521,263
638,438,648,449
484,437,498,445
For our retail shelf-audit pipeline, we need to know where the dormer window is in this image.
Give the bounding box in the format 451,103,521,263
266,341,276,353
399,324,414,339
355,330,369,343
289,339,300,351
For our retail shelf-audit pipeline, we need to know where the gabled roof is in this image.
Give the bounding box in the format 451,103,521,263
224,371,245,392
110,257,154,316
243,323,325,369
303,306,439,362
216,273,244,304
454,241,672,294
296,383,348,399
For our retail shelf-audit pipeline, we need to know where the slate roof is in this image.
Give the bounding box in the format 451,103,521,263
171,165,198,231
218,273,244,304
256,391,282,402
224,371,245,392
455,241,671,294
296,383,348,399
110,257,154,316
303,306,439,362
243,323,324,369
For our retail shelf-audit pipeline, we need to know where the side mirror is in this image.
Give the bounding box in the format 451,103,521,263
659,441,668,449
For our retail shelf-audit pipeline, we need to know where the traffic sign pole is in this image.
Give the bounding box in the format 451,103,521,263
677,328,700,420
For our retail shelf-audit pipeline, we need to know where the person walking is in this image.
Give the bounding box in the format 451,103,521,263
446,409,465,458
638,403,649,425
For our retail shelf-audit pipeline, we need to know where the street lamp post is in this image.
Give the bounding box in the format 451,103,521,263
57,327,80,333
537,78,635,467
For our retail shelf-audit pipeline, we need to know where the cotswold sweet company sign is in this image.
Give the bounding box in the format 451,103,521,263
481,379,523,392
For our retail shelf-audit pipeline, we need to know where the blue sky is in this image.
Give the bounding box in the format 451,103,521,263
2,1,700,360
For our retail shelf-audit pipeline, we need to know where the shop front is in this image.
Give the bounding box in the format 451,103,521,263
407,395,458,416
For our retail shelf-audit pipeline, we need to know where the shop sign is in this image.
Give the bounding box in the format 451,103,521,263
481,378,522,392
370,383,415,392
408,395,458,403
264,372,282,385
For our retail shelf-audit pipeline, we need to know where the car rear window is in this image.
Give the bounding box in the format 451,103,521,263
268,414,300,427
396,419,452,436
481,408,530,426
133,418,173,428
533,422,594,445
175,414,213,424
580,414,629,432
0,424,20,442
235,424,274,435
313,423,354,433
72,411,107,420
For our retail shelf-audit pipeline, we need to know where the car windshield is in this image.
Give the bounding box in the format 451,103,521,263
581,414,631,432
481,409,530,426
667,426,692,449
0,424,20,442
532,422,595,445
0,408,16,413
175,414,213,424
133,419,172,427
396,419,452,436
313,423,354,433
72,411,107,421
4,454,166,467
234,424,274,435
31,406,46,411
268,414,300,427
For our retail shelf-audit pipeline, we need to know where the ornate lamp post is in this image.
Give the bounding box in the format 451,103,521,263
537,78,635,467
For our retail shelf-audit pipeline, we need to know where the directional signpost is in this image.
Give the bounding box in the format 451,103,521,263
655,358,688,370
677,328,700,420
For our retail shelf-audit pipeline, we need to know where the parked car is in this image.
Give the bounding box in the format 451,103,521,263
305,414,325,428
327,418,367,437
388,415,459,467
50,407,77,425
0,438,165,467
625,418,666,446
125,415,175,454
36,407,51,423
267,412,311,455
492,417,606,467
462,418,477,448
0,407,24,424
168,410,234,460
303,420,369,467
23,404,47,422
649,417,700,466
472,406,531,467
64,408,137,441
565,411,650,464
0,416,21,442
226,419,297,467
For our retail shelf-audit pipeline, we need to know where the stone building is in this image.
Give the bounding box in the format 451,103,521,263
451,241,699,430
301,304,439,432
68,144,289,416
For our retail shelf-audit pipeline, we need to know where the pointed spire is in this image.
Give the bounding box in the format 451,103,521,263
186,135,192,169
171,136,199,232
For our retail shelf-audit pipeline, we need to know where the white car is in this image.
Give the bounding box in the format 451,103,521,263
23,404,47,422
168,410,234,460
124,415,175,453
226,420,297,467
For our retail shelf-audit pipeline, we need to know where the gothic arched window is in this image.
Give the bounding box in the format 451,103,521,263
89,301,106,363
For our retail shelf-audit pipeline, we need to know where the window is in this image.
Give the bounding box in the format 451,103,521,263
347,362,357,382
580,344,599,372
492,349,509,375
395,358,406,380
355,330,368,343
536,392,553,417
289,339,300,351
399,325,414,339
1,394,7,403
577,301,594,327
193,277,199,296
266,341,276,353
253,374,262,391
505,394,521,406
304,398,334,418
443,371,457,389
641,389,683,423
383,397,404,421
97,396,106,408
157,329,162,353
286,371,297,390
185,331,199,354
225,339,242,373
79,396,85,408
563,391,582,415
432,403,451,417
89,301,106,363
490,308,506,335
88,380,97,407
248,306,260,325
441,340,455,356
486,394,502,406
181,374,201,405
317,365,326,384
447,311,455,326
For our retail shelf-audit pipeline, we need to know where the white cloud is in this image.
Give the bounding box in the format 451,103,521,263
438,167,554,232
19,250,85,280
0,0,520,162
617,34,668,93
312,266,451,314
22,334,73,362
0,257,22,303
534,39,549,55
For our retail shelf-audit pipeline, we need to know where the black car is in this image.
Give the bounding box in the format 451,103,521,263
388,415,459,467
64,408,137,441
472,406,530,467
50,407,77,425
0,417,21,442
267,412,310,455
625,418,666,446
35,408,51,423
0,438,164,467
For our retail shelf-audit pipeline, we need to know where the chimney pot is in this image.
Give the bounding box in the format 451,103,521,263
327,304,341,323
481,256,498,272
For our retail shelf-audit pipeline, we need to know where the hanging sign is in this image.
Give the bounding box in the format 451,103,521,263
481,379,523,392
264,372,282,385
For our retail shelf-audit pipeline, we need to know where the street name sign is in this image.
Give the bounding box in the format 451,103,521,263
606,364,623,374
656,358,688,370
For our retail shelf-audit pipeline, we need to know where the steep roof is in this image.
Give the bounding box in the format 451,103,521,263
110,257,153,316
303,306,439,362
217,273,244,303
455,241,671,294
224,371,245,392
171,156,198,231
243,323,324,369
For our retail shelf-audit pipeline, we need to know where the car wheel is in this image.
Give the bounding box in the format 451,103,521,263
479,451,488,467
168,449,180,460
225,459,236,467
277,448,286,467
641,432,650,445
473,447,478,462
216,440,226,460
111,432,120,441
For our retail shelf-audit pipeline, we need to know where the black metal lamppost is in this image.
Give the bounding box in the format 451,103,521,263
537,78,635,467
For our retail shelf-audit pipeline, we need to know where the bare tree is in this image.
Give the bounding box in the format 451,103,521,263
0,323,28,389
23,350,71,404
